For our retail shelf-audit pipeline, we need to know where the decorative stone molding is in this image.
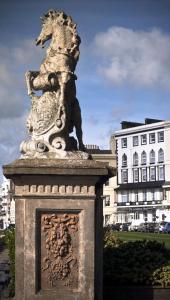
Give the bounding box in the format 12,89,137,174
15,184,95,196
40,212,79,289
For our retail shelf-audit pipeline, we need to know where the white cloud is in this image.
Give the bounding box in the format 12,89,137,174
93,27,170,88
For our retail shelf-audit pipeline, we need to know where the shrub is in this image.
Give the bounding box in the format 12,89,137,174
152,265,170,287
103,231,170,287
103,227,122,248
4,228,15,297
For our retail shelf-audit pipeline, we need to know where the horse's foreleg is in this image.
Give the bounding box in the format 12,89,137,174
72,98,86,151
25,71,39,96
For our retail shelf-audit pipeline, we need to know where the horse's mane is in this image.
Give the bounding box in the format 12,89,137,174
41,9,78,35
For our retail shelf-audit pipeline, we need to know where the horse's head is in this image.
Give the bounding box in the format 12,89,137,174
36,10,78,48
36,10,55,47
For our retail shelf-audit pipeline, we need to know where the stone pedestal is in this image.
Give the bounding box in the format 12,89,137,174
3,159,109,300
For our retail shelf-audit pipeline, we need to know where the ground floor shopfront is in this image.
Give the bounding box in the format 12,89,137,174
116,205,170,226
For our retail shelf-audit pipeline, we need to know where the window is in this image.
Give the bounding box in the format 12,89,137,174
133,152,138,166
158,165,165,180
104,196,110,206
149,133,155,143
150,150,155,164
134,212,140,220
141,134,147,145
105,214,111,225
122,154,127,167
150,167,156,181
121,169,128,183
143,190,147,201
158,131,164,142
133,136,138,146
158,148,164,163
141,151,147,165
134,191,138,202
141,168,147,182
151,189,155,201
121,138,127,148
121,191,128,203
133,169,139,182
159,189,163,200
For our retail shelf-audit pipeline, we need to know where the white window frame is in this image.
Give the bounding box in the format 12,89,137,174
158,131,164,143
141,134,147,145
121,191,128,203
158,165,165,181
150,167,156,181
122,154,127,167
143,189,147,201
149,133,155,144
141,151,147,165
133,152,138,166
141,168,147,182
158,148,164,163
150,150,155,164
121,138,127,148
133,168,139,182
133,136,138,146
134,212,140,220
104,196,110,207
121,169,128,183
105,214,111,225
151,189,155,201
159,189,164,200
134,191,138,202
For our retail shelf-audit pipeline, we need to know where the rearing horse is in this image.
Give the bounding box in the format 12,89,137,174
25,10,85,150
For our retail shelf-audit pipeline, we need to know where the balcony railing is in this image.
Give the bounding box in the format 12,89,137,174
117,200,162,206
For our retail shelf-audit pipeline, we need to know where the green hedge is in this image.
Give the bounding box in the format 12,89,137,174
103,228,170,287
3,227,170,295
3,228,15,297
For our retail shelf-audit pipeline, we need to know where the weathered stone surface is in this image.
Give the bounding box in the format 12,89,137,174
21,9,86,157
3,159,111,300
2,9,115,300
3,158,110,176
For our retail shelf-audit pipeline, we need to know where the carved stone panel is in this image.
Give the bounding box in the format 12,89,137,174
40,212,79,291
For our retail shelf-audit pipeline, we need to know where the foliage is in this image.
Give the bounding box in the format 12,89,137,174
103,227,122,248
152,265,170,287
4,228,15,297
103,229,170,287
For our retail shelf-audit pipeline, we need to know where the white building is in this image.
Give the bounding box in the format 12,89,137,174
103,176,117,225
86,144,117,226
113,119,170,226
0,177,15,229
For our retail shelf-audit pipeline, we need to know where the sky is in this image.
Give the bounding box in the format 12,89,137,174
1,0,170,182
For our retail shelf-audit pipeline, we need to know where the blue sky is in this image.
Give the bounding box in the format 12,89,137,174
1,0,170,182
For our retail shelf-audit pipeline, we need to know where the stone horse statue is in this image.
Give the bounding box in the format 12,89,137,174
22,10,87,158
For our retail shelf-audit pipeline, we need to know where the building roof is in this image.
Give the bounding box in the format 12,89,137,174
114,119,170,137
87,149,112,155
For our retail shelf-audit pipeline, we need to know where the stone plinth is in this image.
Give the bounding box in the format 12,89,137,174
3,159,110,300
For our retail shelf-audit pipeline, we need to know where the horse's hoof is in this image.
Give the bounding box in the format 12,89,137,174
79,144,86,152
